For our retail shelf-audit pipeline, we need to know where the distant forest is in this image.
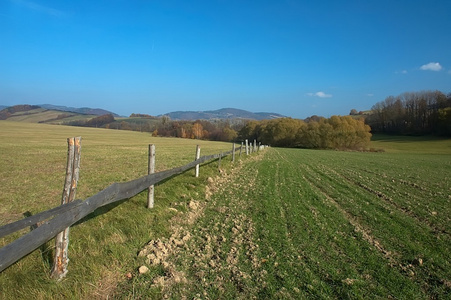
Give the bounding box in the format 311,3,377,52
64,89,450,150
365,90,451,136
65,115,243,142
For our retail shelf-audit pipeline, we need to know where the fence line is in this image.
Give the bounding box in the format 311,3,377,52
0,139,265,276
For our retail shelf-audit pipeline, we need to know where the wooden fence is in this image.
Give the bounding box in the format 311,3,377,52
0,137,265,279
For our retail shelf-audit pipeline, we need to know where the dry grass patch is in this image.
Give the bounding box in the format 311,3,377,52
0,121,236,299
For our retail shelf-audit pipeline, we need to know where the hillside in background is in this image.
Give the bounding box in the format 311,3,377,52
39,104,120,117
0,105,287,126
162,108,286,120
0,105,99,124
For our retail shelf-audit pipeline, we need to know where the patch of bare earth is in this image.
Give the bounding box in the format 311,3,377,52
136,197,204,292
136,152,267,298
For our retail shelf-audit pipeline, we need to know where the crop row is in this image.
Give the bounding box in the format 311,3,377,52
290,149,450,297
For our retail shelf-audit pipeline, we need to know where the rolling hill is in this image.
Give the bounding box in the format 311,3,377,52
161,108,286,120
38,104,120,117
1,105,286,124
0,105,99,124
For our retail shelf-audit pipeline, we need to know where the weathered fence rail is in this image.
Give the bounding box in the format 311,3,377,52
0,139,265,276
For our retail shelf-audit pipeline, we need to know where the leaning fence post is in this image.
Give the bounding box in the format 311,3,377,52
195,145,201,177
147,144,156,209
50,136,81,280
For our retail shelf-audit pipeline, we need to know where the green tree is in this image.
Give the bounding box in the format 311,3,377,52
260,118,304,147
221,126,238,142
238,121,260,142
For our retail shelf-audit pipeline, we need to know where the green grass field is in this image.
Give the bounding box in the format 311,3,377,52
1,121,450,299
122,135,450,298
0,121,236,299
371,134,451,154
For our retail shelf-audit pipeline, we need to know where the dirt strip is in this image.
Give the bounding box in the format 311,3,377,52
135,152,266,298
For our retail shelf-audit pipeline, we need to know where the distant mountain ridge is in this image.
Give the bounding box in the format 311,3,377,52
1,104,286,122
161,108,286,121
38,104,120,117
0,104,119,117
0,104,121,123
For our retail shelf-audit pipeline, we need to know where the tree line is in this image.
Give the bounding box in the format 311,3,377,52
65,114,241,142
65,114,115,128
365,90,451,135
238,116,372,150
150,118,240,141
62,89,449,149
65,112,373,150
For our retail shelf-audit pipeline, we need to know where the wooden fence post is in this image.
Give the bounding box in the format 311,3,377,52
218,152,222,169
254,139,257,152
232,143,236,162
147,144,156,209
240,142,243,157
245,139,249,155
195,145,201,177
50,137,81,280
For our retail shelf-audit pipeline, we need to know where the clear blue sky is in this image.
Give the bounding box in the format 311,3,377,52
1,0,450,118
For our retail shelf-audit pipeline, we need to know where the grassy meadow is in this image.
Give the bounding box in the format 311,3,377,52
1,121,450,299
0,121,236,299
371,134,451,154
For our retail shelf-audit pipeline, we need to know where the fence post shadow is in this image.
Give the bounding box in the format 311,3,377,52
73,155,224,225
22,211,53,269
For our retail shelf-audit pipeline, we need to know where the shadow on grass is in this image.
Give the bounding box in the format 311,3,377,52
72,157,222,226
371,134,446,143
23,211,54,269
2,156,226,270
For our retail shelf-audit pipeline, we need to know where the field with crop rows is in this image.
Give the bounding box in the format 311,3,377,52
129,143,451,298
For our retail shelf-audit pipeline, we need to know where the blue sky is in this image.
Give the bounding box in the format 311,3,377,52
1,0,450,118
